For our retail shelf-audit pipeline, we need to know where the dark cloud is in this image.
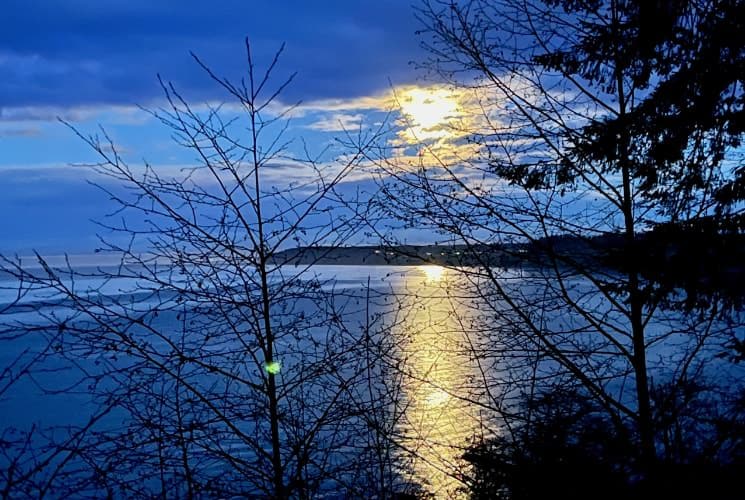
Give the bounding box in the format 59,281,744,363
1,0,425,109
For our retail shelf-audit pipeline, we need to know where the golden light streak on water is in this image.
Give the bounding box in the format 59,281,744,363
395,267,484,498
419,264,445,282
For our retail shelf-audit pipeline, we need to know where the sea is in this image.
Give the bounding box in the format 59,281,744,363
1,259,742,497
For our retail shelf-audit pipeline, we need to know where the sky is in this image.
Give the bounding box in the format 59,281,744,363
1,0,466,254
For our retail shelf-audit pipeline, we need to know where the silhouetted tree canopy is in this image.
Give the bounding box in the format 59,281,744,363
537,0,744,221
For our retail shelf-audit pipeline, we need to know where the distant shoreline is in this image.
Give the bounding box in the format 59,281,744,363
269,244,515,267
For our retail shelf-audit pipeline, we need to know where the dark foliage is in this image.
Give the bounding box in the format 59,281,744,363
573,219,745,314
540,0,745,220
634,218,745,313
464,388,632,500
463,384,744,499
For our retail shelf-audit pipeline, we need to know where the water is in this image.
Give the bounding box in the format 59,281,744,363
379,266,486,497
2,261,741,497
0,262,492,497
281,264,489,496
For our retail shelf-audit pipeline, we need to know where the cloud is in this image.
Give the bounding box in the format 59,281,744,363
296,92,396,114
1,1,424,109
306,113,364,132
0,103,148,124
0,105,91,123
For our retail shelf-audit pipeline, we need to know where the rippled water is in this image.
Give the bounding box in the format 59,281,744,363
7,260,740,498
290,264,489,496
386,266,484,497
0,262,494,497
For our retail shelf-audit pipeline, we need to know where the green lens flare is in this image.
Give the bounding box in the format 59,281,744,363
265,361,281,375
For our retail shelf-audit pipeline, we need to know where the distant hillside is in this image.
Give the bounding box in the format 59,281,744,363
269,244,511,266
270,225,745,309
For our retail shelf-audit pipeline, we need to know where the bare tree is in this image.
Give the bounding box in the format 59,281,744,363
0,41,399,498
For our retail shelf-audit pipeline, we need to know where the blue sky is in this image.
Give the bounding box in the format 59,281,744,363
1,1,452,254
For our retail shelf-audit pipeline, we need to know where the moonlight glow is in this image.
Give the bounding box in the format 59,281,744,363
420,265,445,282
399,87,461,141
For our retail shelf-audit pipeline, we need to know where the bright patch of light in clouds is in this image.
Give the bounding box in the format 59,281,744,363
397,87,461,141
299,83,483,164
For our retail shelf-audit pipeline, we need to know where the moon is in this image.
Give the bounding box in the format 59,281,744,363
399,87,460,142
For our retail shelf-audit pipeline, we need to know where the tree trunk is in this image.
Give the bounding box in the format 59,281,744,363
613,0,656,468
